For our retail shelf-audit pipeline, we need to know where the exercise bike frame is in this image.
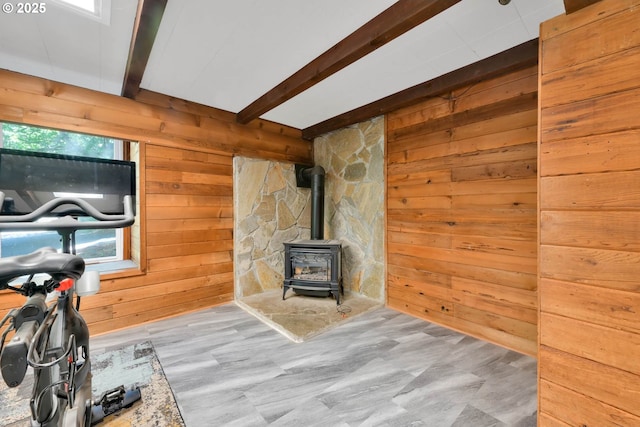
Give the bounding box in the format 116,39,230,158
0,192,135,426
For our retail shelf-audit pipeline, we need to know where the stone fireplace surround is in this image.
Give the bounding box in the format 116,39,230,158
233,117,385,304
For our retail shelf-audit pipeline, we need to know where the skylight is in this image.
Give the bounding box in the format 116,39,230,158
58,0,96,13
53,0,110,24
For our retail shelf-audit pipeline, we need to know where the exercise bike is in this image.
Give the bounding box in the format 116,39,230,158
0,149,141,426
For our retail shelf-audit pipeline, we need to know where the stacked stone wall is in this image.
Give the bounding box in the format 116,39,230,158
314,116,385,301
234,158,310,297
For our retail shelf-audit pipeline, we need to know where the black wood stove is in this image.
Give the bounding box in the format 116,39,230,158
283,239,342,304
283,165,343,304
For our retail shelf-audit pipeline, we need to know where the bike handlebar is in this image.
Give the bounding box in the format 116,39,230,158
0,192,135,231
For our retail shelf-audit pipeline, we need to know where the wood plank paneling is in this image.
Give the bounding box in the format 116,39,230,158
541,171,640,209
540,130,640,176
539,346,640,419
0,69,312,335
541,312,640,376
540,379,640,426
541,210,640,251
0,71,310,162
539,1,640,423
542,0,640,73
540,278,640,334
386,65,538,356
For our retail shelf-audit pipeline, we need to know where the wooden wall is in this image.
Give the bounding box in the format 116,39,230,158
0,69,312,335
386,66,538,356
538,0,640,424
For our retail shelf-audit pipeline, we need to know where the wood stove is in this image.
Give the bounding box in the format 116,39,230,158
283,239,342,304
283,164,343,304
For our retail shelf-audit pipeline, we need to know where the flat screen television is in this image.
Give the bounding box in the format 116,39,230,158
0,148,136,216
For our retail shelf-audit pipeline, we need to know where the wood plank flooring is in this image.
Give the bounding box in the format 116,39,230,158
90,304,537,426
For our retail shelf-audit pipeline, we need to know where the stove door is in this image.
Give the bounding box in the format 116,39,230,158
290,250,332,282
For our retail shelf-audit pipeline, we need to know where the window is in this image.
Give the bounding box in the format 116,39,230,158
57,0,97,14
0,122,132,266
52,0,111,24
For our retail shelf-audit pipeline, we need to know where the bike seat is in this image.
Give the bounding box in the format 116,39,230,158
0,247,85,286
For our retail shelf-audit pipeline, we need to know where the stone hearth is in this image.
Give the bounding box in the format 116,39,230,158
236,290,381,342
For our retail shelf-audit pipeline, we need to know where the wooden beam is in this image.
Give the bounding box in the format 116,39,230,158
122,0,168,99
563,0,602,14
302,38,540,140
236,0,462,124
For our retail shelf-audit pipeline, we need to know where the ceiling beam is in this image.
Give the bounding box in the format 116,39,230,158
302,38,539,140
121,0,168,99
563,0,602,14
236,0,462,125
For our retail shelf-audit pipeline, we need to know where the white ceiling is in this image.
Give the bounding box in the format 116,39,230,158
0,0,565,131
0,0,138,95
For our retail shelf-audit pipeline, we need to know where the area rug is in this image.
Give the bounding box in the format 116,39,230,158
0,341,184,426
236,289,383,342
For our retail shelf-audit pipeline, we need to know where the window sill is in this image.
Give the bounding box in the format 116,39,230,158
86,260,144,279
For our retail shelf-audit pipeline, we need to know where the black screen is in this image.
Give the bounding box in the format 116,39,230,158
0,148,136,216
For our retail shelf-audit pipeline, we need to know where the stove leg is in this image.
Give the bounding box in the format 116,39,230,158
282,285,288,300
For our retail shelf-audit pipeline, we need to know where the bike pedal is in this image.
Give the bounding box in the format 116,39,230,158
90,385,142,425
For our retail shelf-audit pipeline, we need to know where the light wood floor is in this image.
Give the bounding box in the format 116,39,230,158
90,303,537,426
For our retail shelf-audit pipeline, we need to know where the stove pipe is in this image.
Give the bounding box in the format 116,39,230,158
295,164,325,240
